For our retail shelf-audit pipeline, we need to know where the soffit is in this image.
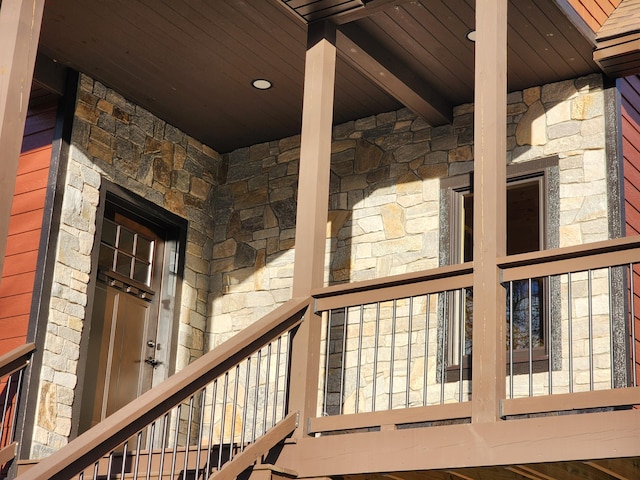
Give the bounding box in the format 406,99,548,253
36,0,599,154
594,0,640,76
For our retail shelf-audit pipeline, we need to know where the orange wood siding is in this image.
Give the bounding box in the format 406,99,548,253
0,102,56,357
567,0,621,31
621,75,640,386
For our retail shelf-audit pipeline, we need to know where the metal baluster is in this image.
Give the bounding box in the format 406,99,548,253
218,372,229,470
630,264,638,387
205,380,218,475
372,302,381,412
568,272,574,393
194,388,206,480
440,293,447,406
133,431,142,480
262,344,271,436
120,441,128,480
390,300,397,410
159,413,169,480
106,451,114,480
588,270,594,391
528,278,533,397
240,358,251,453
146,421,156,480
283,331,293,416
273,336,282,426
323,311,332,415
0,372,11,434
459,289,465,402
355,305,364,414
230,365,240,462
509,281,514,400
93,460,99,480
182,396,195,480
170,404,181,479
252,351,261,443
424,294,430,406
340,307,348,414
406,296,414,408
9,370,24,442
548,275,553,395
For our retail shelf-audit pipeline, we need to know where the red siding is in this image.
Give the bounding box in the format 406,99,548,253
0,102,56,357
621,75,640,387
567,0,621,31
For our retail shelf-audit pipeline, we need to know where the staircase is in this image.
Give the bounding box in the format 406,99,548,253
14,298,308,480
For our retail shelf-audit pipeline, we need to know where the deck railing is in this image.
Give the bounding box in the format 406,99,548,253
19,298,308,480
0,343,34,478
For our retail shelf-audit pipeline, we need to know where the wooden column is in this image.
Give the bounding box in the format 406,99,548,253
471,0,508,423
288,21,336,436
0,0,46,279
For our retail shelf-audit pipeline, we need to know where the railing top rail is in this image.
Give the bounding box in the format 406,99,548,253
498,235,640,269
312,262,473,300
499,236,640,282
18,297,309,480
0,342,35,378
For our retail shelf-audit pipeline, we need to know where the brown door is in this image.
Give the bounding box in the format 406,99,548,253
80,213,164,431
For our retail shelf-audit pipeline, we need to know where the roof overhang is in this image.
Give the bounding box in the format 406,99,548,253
594,0,640,77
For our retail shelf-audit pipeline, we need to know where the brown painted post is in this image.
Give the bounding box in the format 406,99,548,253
288,21,337,436
471,0,508,423
0,0,46,280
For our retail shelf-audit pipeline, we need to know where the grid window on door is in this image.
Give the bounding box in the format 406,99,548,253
98,218,154,287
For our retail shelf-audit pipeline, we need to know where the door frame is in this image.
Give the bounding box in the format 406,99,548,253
74,180,187,437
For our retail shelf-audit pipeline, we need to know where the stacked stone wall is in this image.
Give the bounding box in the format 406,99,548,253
32,74,223,457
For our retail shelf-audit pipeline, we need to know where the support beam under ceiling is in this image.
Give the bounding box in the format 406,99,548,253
336,23,452,127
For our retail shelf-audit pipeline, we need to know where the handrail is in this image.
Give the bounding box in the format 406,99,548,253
0,343,35,379
499,236,640,281
18,297,309,480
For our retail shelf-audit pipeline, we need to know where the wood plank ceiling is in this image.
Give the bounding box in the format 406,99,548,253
36,0,599,154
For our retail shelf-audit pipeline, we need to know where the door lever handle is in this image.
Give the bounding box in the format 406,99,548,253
145,356,160,368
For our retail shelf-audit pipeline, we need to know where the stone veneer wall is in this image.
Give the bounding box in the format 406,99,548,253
211,73,609,348
32,74,223,457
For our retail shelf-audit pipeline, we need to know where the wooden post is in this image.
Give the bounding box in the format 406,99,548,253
0,0,46,279
288,21,337,436
471,0,508,423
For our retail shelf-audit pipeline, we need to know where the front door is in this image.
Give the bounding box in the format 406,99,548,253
80,211,165,431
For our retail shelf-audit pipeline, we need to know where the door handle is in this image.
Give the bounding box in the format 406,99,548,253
145,356,160,368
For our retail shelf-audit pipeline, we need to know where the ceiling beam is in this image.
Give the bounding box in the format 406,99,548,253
336,23,452,126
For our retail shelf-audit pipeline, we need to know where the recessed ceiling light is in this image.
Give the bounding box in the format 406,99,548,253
252,79,272,90
466,30,476,42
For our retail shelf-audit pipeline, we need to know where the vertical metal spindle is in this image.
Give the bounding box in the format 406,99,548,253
106,451,114,480
251,351,261,443
355,305,364,414
568,272,574,393
323,311,332,415
509,282,514,399
195,388,206,480
205,380,218,475
440,293,447,405
283,331,292,416
170,404,182,479
9,369,24,441
262,343,271,435
133,431,142,480
548,276,553,395
588,270,594,391
0,372,11,431
120,441,128,480
458,289,464,402
146,421,156,480
528,278,533,397
230,365,240,462
372,302,381,411
406,296,414,408
273,336,282,426
424,294,431,407
390,300,397,410
218,372,229,470
340,307,348,414
182,396,195,480
79,471,84,480
240,358,251,453
630,263,638,387
158,413,169,480
93,461,99,480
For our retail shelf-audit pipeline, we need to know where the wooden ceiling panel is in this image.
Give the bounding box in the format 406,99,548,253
37,0,600,153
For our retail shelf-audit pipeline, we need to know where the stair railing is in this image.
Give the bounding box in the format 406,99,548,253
19,298,309,480
0,343,35,478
